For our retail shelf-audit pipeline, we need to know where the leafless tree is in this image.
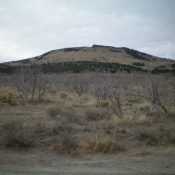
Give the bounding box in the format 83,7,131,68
13,66,46,101
69,75,90,96
146,79,174,114
103,72,124,118
93,79,109,104
92,72,126,118
107,74,124,118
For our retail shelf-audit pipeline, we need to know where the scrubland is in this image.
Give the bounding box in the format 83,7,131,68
0,71,174,158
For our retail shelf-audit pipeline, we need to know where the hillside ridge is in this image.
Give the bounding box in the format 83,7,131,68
1,45,175,74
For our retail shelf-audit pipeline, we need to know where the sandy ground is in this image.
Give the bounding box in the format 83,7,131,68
0,149,175,175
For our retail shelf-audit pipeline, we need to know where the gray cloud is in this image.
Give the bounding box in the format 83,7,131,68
0,0,175,62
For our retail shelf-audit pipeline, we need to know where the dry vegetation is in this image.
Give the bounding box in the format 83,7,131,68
0,69,175,157
34,46,174,70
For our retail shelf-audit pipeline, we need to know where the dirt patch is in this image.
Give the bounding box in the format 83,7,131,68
0,149,174,174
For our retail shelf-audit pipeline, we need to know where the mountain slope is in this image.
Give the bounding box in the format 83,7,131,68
2,45,175,74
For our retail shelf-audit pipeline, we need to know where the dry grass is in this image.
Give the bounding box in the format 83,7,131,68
166,110,175,118
48,88,58,95
35,46,173,70
1,120,34,149
102,115,153,130
138,126,175,146
47,105,79,123
60,92,68,99
0,78,174,156
96,100,111,108
49,133,78,155
86,136,124,153
47,105,62,119
0,93,17,106
85,108,111,121
130,145,175,156
0,86,19,106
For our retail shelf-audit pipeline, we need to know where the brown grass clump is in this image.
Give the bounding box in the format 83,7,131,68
116,116,153,126
138,128,175,146
49,133,78,155
2,120,33,149
48,89,58,95
0,93,17,106
96,100,111,108
47,106,62,119
47,105,78,122
61,133,78,154
165,111,175,118
85,108,110,121
125,97,140,106
50,121,73,135
87,137,124,153
103,116,152,130
140,104,151,113
138,131,162,146
60,92,68,99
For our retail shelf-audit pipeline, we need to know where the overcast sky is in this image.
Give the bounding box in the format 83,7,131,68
0,0,175,63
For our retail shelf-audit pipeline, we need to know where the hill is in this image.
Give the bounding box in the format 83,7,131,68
1,45,175,74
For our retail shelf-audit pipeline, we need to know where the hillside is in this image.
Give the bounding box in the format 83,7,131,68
1,45,175,74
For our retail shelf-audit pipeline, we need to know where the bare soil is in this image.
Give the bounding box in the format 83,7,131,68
0,149,175,175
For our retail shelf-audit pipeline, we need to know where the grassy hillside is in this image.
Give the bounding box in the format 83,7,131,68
1,45,175,74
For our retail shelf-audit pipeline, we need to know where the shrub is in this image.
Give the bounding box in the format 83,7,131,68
126,97,140,104
61,133,78,154
47,105,77,122
151,67,172,74
48,89,57,95
166,111,175,118
0,93,17,106
41,61,146,74
47,106,62,119
60,92,68,99
140,104,150,113
87,137,124,153
85,108,110,121
3,120,33,149
96,100,110,108
51,133,78,155
132,62,145,67
138,129,175,146
138,131,161,146
51,121,73,135
168,132,175,144
114,116,152,126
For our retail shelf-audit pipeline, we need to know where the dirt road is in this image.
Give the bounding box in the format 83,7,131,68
0,149,174,175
